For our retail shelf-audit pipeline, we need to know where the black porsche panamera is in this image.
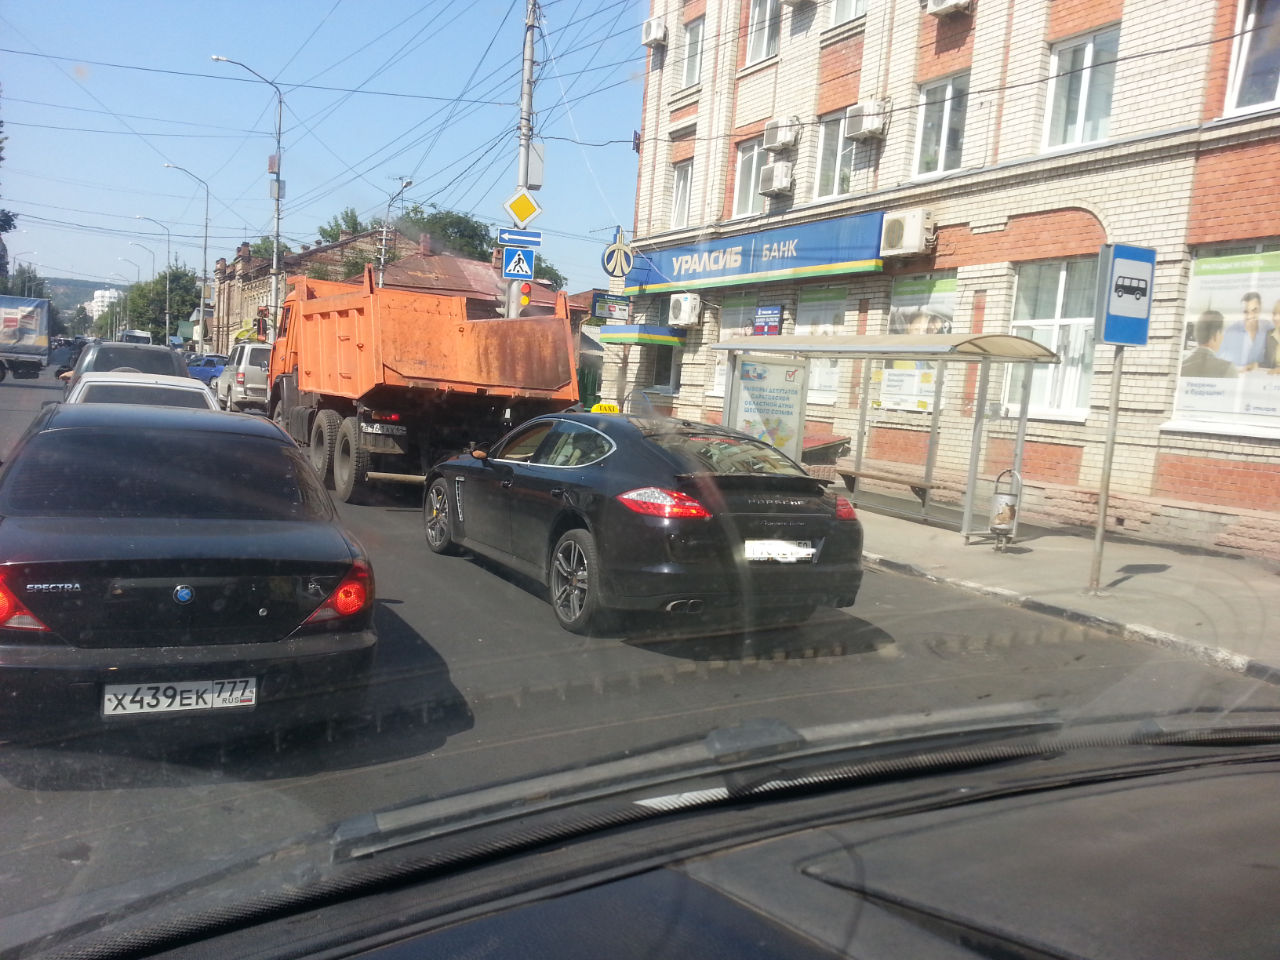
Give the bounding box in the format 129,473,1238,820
424,412,864,634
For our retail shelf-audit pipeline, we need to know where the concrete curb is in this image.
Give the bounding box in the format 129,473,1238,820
862,552,1280,685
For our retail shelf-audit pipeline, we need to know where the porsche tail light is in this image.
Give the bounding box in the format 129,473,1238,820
835,496,857,520
617,487,711,519
304,561,374,623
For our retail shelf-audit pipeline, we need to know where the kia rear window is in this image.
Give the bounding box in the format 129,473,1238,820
0,429,333,521
90,347,179,376
647,433,808,476
78,384,211,409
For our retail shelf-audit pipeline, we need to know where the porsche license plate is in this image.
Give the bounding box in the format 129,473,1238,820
102,678,258,716
745,539,816,563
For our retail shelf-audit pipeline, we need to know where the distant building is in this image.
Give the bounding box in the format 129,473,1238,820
87,289,123,320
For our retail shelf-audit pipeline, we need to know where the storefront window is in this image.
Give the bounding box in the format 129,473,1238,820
1006,259,1097,418
708,293,756,397
650,345,681,393
1044,27,1120,149
1228,0,1280,113
795,287,847,405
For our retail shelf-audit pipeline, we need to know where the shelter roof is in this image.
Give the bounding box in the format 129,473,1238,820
710,333,1059,363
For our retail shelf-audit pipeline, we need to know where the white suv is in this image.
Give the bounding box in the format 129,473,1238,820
213,342,273,412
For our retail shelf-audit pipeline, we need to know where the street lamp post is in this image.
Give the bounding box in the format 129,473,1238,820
213,56,284,341
134,216,171,343
165,164,210,352
111,272,134,340
118,259,141,340
378,179,413,287
128,242,156,279
12,253,35,297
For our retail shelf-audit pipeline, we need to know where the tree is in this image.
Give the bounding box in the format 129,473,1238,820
122,265,201,344
0,97,15,251
317,207,373,244
249,236,293,259
395,204,493,262
533,257,567,291
69,304,90,336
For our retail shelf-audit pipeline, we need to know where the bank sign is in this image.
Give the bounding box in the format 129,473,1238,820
623,212,884,295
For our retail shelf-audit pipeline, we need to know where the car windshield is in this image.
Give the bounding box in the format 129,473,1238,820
0,429,331,521
77,384,210,408
8,3,1280,954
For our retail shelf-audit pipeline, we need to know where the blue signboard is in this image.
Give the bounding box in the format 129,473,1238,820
623,212,883,295
502,247,535,280
1095,243,1156,346
497,228,542,248
753,305,782,336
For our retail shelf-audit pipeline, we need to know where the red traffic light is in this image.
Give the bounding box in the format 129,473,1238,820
520,282,531,294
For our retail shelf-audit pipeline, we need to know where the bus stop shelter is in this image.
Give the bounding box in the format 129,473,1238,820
711,333,1060,541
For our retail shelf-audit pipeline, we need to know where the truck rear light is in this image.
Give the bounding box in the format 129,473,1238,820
371,411,400,422
617,487,710,519
236,372,245,385
304,561,374,623
835,496,857,520
0,578,50,632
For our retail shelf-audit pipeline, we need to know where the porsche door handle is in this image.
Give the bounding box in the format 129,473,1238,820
550,488,564,499
501,479,513,488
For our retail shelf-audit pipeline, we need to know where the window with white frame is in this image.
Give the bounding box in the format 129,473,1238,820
681,17,704,88
649,345,682,393
1044,26,1120,149
916,73,969,175
794,287,847,405
815,110,857,198
832,0,867,26
708,294,756,396
671,160,693,229
733,139,767,217
746,0,781,66
1228,0,1280,113
1005,259,1098,417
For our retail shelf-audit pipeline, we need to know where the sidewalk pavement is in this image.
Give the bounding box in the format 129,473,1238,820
856,505,1280,683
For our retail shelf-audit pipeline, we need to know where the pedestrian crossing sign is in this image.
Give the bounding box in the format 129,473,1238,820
502,247,535,280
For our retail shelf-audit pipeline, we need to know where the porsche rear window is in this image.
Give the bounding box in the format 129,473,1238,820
647,433,807,476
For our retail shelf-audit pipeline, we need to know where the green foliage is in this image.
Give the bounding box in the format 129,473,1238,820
249,236,292,259
120,265,201,343
306,262,332,281
533,257,567,292
395,203,493,262
340,254,371,281
317,208,372,244
69,304,90,336
0,106,14,235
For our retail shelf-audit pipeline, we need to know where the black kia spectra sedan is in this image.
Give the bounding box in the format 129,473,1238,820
0,403,377,739
424,413,863,633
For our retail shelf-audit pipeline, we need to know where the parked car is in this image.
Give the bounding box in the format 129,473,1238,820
0,403,377,738
424,413,863,633
187,353,229,386
213,342,273,412
64,371,219,410
59,341,191,396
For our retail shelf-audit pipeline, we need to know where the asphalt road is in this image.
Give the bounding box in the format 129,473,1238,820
2,365,1278,927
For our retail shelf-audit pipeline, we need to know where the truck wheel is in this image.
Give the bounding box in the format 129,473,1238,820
0,364,8,384
309,409,342,482
334,417,372,504
424,478,461,555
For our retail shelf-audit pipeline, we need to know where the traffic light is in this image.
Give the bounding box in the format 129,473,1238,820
519,282,531,307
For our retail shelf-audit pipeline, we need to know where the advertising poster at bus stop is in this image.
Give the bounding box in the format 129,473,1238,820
1174,250,1280,429
878,274,955,412
726,354,809,463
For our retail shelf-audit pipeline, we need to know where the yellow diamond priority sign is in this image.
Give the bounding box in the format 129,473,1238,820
503,189,542,228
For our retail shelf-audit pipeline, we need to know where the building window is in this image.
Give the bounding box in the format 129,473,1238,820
1006,259,1098,417
708,294,757,396
746,0,781,66
832,0,867,26
671,161,693,229
1044,27,1120,149
650,345,682,393
815,110,857,198
915,73,969,176
733,138,767,217
681,17,704,88
1229,0,1280,113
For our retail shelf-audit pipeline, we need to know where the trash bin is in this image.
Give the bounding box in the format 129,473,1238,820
989,469,1020,552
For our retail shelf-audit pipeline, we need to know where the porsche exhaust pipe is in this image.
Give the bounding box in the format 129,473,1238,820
665,599,705,613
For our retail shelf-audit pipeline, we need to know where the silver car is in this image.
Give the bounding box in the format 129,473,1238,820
213,342,273,412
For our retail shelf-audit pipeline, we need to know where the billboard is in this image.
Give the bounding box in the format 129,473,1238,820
0,296,50,357
725,354,809,462
1174,251,1280,429
877,274,956,413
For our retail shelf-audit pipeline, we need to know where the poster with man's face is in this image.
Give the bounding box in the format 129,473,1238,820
878,274,955,412
1175,251,1280,426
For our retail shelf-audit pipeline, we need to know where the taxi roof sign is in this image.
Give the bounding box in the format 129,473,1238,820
590,402,620,414
503,189,542,228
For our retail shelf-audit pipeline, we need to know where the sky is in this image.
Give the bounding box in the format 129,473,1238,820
1,0,648,294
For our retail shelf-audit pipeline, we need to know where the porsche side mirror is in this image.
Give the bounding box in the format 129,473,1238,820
471,447,489,460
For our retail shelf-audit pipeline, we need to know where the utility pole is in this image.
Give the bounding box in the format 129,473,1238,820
378,178,413,287
135,216,170,344
166,165,210,351
506,0,538,318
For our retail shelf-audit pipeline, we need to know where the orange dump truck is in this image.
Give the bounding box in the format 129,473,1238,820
269,266,579,502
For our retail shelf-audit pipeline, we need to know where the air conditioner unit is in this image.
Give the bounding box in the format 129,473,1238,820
763,116,801,151
669,293,703,327
641,17,667,47
845,100,888,139
926,0,971,15
759,161,795,197
880,209,935,257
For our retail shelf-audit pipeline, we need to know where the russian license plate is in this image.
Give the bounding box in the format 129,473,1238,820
102,678,258,716
745,539,816,563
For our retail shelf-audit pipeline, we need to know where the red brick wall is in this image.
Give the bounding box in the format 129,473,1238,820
671,132,695,163
818,35,864,115
1202,0,1243,120
1047,0,1124,41
722,120,768,220
671,103,698,124
684,0,706,22
884,208,1107,274
985,438,1084,485
1187,140,1280,246
736,0,753,70
1155,453,1280,511
917,5,975,83
869,427,929,465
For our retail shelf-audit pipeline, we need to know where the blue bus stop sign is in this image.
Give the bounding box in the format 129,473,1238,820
1095,243,1156,346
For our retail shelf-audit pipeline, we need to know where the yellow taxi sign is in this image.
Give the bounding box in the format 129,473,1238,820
503,189,542,228
590,402,620,414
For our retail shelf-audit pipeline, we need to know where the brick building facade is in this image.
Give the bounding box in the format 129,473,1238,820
609,0,1280,560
